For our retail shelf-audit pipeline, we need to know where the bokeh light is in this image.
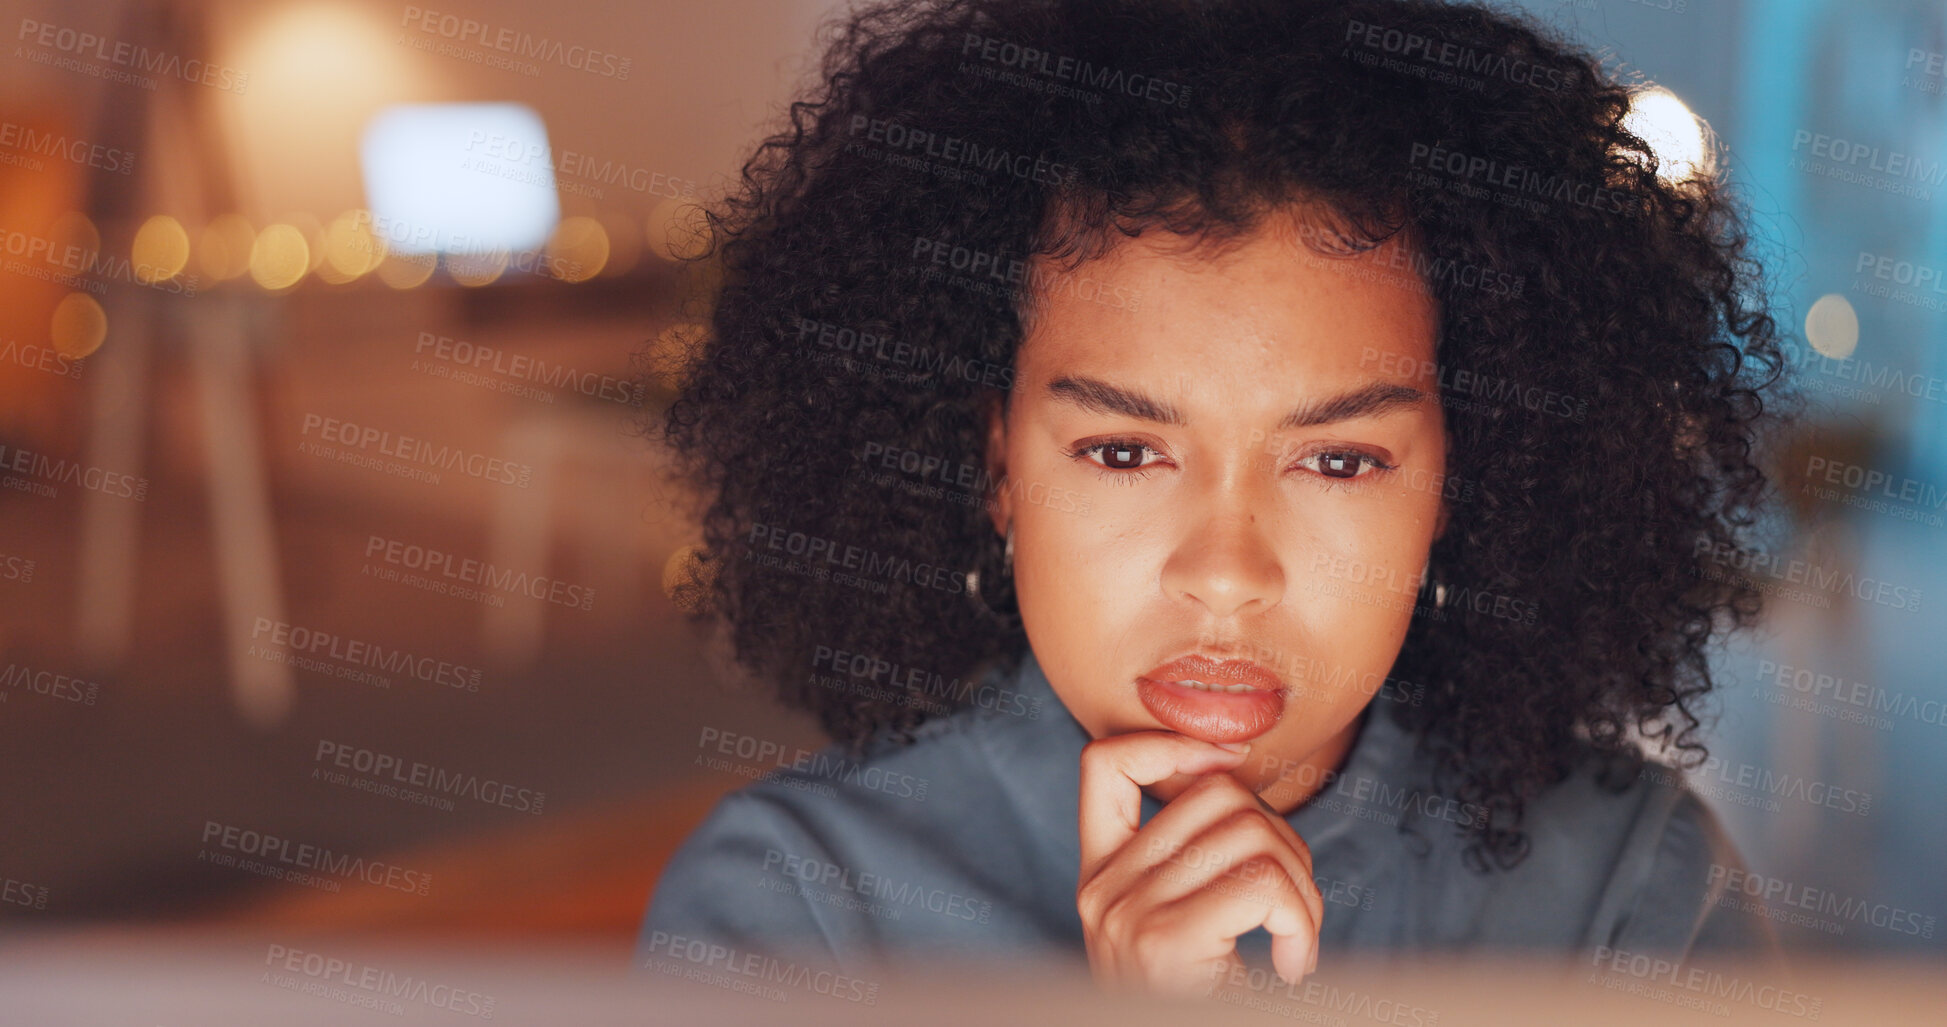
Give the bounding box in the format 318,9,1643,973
546,216,609,282
319,209,388,284
1806,293,1860,360
281,212,328,272
248,223,311,290
445,248,509,288
374,249,437,289
131,216,191,284
50,292,108,359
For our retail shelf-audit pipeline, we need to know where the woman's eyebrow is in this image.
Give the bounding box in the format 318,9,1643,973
1277,381,1432,429
1044,375,1431,428
1044,375,1187,424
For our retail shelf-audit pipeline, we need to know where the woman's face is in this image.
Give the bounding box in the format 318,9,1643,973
984,209,1448,811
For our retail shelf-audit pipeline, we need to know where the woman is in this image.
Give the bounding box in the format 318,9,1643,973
639,0,1793,999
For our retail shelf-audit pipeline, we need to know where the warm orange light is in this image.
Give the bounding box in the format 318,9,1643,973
282,212,328,272
445,249,508,288
319,209,387,283
249,223,310,290
546,216,609,282
51,293,108,359
374,249,437,289
132,215,191,284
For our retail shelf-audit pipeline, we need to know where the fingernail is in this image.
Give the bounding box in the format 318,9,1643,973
1308,946,1319,974
1214,741,1251,753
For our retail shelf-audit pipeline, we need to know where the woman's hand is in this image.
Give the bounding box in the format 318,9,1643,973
1076,730,1324,998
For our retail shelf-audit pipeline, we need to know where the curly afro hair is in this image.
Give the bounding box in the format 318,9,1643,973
649,0,1796,868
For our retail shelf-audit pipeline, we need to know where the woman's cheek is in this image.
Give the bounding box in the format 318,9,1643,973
1034,500,1144,606
1298,507,1426,629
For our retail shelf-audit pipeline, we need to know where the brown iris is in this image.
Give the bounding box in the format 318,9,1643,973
1101,444,1145,469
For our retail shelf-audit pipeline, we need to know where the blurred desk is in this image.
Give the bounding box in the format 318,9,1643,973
0,927,1939,1026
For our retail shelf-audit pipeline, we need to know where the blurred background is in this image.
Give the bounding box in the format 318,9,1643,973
0,0,1942,1018
0,0,841,947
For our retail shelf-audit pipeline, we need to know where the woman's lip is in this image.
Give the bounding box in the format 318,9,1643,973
1136,677,1285,744
1136,653,1289,693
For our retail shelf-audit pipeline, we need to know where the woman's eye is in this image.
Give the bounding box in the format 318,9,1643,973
1070,441,1389,483
1083,441,1161,471
1300,450,1389,480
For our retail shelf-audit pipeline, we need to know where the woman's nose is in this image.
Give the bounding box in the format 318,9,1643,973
1159,500,1287,619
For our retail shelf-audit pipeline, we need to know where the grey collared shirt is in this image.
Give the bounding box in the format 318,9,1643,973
640,647,1775,976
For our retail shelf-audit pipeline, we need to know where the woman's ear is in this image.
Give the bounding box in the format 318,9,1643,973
981,390,1013,537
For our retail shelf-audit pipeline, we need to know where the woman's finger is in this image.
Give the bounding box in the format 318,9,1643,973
1147,856,1320,984
1077,730,1248,882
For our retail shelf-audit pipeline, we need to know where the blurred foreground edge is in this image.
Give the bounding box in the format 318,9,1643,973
0,926,1939,1026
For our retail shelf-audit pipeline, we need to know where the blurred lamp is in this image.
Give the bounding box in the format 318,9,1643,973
359,103,561,257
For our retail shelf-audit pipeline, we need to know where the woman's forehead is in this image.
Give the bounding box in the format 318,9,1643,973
1015,220,1440,380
